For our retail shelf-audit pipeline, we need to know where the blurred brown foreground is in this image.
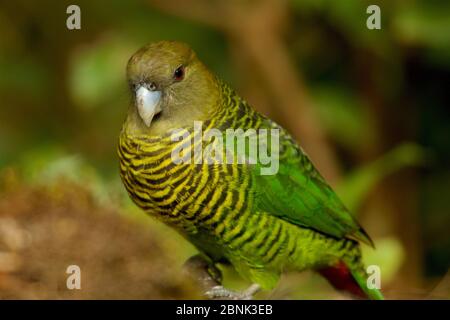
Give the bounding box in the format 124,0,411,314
0,169,200,299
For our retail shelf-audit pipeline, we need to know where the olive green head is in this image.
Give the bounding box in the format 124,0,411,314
125,41,220,135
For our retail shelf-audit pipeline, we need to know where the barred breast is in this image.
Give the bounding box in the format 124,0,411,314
117,81,295,264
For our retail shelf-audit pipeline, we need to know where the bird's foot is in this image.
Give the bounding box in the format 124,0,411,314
183,254,222,290
183,254,260,300
205,284,261,300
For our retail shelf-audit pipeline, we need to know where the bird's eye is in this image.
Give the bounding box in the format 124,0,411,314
173,66,185,81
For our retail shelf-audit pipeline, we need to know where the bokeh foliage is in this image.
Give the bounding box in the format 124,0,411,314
0,0,449,298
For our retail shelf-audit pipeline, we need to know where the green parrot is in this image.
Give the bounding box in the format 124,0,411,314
118,41,383,300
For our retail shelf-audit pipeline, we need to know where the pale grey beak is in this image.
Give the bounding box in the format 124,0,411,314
136,86,162,127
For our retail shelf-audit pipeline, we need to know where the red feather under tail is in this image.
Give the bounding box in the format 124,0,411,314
318,261,366,299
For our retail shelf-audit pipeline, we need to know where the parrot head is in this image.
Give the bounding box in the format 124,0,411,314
125,41,220,134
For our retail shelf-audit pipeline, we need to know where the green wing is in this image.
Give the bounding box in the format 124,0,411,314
249,124,373,246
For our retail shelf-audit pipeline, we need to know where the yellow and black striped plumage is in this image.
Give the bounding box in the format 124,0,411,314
118,41,383,298
120,80,360,288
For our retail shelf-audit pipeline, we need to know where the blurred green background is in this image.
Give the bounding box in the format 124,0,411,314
0,0,449,299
